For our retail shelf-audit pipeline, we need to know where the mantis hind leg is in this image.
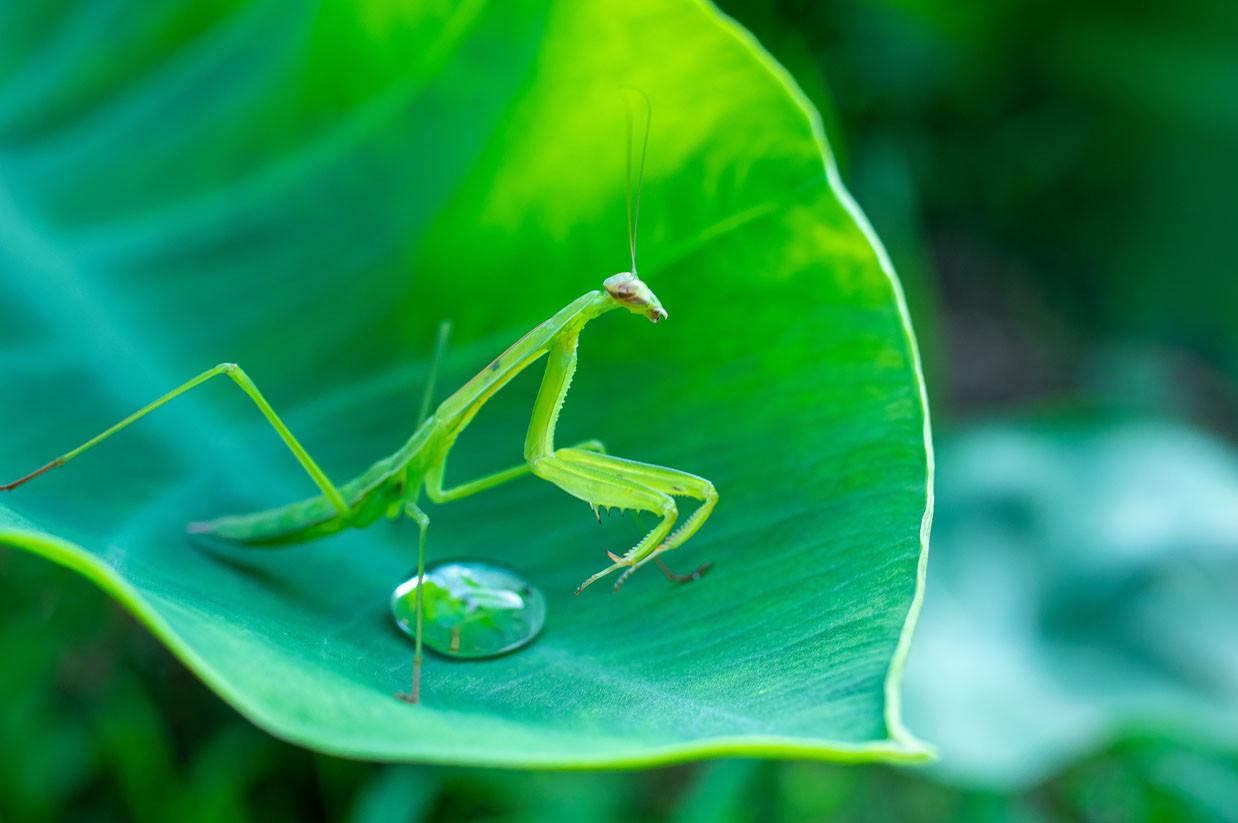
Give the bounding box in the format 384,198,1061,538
1,363,349,521
554,448,718,591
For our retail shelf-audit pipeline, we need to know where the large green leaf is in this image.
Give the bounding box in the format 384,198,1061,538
0,0,931,766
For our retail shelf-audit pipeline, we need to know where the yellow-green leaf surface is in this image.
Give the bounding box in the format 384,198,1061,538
0,0,932,766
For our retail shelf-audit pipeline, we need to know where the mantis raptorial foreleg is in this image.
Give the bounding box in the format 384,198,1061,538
556,448,718,586
534,455,677,528
0,363,348,515
556,449,718,552
544,450,717,593
516,332,716,592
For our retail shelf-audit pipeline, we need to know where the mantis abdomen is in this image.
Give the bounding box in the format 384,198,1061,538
189,428,431,545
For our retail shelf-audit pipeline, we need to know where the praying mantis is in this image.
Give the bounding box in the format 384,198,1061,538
2,99,718,704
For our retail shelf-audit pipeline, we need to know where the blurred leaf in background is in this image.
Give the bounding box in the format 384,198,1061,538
906,418,1238,787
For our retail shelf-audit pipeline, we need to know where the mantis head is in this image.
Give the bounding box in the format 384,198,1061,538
604,272,667,323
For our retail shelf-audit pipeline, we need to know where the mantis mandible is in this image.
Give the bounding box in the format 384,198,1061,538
2,99,718,704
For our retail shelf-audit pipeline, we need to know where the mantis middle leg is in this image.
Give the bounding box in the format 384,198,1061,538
397,501,430,704
423,439,605,504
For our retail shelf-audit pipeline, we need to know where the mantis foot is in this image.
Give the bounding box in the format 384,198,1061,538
575,550,713,595
655,556,713,584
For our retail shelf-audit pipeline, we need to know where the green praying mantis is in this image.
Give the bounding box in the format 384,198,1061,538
2,100,718,704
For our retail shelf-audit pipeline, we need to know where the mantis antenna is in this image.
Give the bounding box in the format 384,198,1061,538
623,87,652,275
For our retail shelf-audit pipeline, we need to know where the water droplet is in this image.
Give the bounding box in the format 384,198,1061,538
390,561,546,658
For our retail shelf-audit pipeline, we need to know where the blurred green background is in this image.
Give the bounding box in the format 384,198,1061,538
3,0,1236,820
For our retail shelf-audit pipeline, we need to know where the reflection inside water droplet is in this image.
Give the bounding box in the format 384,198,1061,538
391,561,546,658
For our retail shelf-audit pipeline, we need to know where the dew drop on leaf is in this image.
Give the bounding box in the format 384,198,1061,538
390,561,547,658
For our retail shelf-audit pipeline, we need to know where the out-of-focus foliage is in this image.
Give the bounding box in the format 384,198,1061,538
906,419,1238,786
0,0,931,767
4,0,1238,818
723,0,1238,417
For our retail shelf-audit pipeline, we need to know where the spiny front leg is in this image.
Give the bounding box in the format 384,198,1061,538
555,448,718,590
528,454,677,593
521,330,714,592
555,450,717,552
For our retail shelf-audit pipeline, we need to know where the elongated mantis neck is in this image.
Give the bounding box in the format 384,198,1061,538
581,289,625,323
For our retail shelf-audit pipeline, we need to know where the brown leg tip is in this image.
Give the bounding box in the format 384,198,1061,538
1,459,66,492
395,692,419,704
655,557,713,584
689,562,714,582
